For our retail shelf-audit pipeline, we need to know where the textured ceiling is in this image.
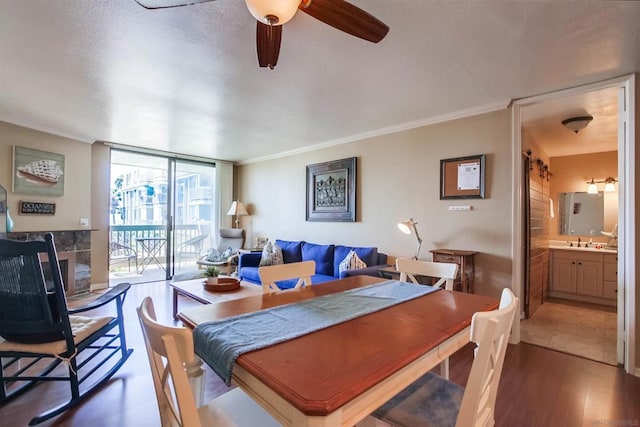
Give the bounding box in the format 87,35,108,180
0,1,639,162
521,86,619,157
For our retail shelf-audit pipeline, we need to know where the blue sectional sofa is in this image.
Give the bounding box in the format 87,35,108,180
238,239,389,289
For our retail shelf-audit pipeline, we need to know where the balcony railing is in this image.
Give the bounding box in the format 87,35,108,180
109,224,213,270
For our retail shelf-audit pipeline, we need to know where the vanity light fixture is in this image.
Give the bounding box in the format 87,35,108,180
562,115,593,133
604,177,617,192
585,177,618,194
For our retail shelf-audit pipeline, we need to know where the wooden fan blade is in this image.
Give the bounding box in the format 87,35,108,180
134,0,216,10
298,0,388,43
256,21,282,69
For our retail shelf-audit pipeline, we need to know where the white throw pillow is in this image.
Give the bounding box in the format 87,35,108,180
205,247,233,262
259,242,273,266
259,242,284,266
339,250,367,274
271,244,283,265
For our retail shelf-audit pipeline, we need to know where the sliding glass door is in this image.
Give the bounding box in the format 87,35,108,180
171,160,216,275
109,150,215,285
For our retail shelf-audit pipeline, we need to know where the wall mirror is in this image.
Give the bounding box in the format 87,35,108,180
558,191,604,236
0,185,6,235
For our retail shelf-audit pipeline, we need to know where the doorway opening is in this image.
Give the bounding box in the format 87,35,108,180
512,75,636,374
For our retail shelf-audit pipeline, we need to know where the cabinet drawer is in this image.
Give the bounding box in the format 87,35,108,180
603,253,618,263
433,254,457,263
604,262,617,282
603,280,617,299
551,249,603,262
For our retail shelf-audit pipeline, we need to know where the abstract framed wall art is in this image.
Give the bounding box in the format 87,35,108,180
306,157,356,222
12,146,65,197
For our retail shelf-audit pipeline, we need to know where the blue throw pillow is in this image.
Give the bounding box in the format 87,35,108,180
301,242,335,276
275,239,303,263
333,245,378,277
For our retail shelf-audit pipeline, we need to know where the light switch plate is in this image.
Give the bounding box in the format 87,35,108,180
448,205,472,211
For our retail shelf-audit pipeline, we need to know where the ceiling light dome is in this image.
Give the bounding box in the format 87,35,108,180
245,0,300,25
561,115,593,133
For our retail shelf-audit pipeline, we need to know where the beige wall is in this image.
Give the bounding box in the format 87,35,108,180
237,109,513,298
549,151,618,241
0,121,92,231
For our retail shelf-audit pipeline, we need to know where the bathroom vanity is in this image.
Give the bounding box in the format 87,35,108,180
549,245,617,306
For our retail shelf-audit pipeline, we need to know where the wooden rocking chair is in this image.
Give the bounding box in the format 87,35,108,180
0,233,133,425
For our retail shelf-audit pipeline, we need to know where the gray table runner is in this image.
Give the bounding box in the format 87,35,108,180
194,279,439,385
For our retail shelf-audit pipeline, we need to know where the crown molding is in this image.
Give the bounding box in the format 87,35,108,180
238,101,509,165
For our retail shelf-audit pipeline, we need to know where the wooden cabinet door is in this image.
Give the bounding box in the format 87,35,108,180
603,253,618,299
552,257,576,293
603,281,618,299
576,260,603,296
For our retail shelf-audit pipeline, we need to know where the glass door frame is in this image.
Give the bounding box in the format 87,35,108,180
109,149,216,284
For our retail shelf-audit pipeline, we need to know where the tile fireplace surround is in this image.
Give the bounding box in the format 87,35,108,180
6,230,92,296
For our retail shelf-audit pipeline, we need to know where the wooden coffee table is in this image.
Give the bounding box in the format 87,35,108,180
169,278,262,319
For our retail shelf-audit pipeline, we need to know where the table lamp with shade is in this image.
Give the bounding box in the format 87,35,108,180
398,218,423,260
227,201,248,228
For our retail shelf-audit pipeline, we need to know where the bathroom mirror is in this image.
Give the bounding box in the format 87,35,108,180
558,191,604,236
0,185,6,236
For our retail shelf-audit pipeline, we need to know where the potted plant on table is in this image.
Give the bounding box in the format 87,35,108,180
204,266,220,285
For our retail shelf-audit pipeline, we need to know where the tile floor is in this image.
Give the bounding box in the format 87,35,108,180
520,298,617,365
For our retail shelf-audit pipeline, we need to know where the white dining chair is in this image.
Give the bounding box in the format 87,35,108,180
258,260,316,292
396,257,459,378
136,297,280,427
396,257,458,290
363,288,517,427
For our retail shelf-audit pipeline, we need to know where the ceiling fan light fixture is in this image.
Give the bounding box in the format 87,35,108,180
561,115,593,133
245,0,300,25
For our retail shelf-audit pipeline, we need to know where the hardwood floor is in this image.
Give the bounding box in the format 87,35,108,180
1,281,639,426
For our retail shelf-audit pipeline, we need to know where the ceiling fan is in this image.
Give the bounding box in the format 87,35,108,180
134,0,389,69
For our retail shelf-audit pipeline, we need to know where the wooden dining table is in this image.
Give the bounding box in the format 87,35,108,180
178,275,498,427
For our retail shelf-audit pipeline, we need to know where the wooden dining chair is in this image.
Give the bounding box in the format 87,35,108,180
396,257,458,290
365,288,517,427
136,297,280,427
396,257,459,378
258,260,316,292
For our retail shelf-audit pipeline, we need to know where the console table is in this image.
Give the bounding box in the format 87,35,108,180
430,249,478,293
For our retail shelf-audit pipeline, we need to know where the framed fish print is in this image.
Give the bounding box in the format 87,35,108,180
12,146,65,197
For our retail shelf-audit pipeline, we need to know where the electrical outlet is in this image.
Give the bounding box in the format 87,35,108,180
448,205,472,211
79,218,89,226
